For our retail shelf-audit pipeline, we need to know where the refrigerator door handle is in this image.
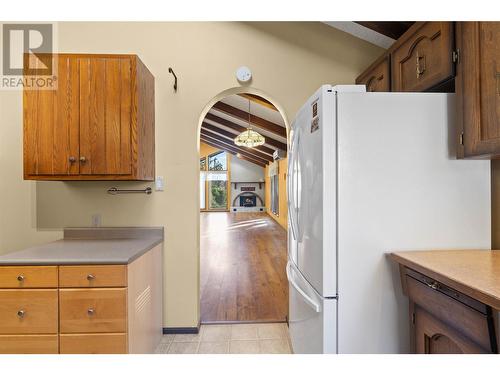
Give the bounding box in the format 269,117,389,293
288,129,300,241
286,263,321,313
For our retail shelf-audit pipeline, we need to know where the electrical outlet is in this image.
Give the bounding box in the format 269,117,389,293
91,214,102,227
155,176,164,191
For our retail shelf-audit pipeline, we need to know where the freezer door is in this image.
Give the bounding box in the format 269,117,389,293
287,262,337,354
292,86,337,297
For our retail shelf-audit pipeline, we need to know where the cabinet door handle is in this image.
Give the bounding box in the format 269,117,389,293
416,51,426,78
87,308,95,316
17,275,25,282
69,156,76,163
17,310,25,318
79,156,87,163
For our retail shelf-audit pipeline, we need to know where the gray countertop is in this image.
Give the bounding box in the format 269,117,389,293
0,227,164,265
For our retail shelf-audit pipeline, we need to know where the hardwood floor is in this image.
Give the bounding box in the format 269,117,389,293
200,212,288,323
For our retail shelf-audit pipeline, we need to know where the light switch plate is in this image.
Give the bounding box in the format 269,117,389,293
155,176,164,191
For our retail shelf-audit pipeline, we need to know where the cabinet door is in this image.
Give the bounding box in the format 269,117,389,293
391,22,454,92
79,57,132,175
355,56,391,92
24,55,80,176
456,22,500,158
414,305,486,354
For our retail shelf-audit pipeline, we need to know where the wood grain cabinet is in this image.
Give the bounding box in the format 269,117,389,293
403,268,497,354
391,22,455,92
355,22,456,93
456,22,500,158
23,53,155,181
355,55,391,92
0,245,162,354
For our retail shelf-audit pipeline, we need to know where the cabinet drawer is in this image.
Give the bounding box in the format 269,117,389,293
406,275,492,351
0,266,58,288
392,22,454,92
60,333,127,354
356,55,391,92
59,265,127,287
59,288,127,333
0,290,58,334
0,334,59,354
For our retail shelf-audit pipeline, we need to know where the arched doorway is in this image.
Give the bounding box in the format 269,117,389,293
197,89,290,325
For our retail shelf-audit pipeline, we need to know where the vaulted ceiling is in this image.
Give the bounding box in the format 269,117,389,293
200,94,287,168
324,21,414,49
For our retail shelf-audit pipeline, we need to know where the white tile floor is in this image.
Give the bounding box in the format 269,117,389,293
155,323,292,354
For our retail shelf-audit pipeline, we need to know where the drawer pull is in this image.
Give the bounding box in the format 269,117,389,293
87,308,95,316
416,51,426,78
17,310,25,318
426,281,439,290
86,274,95,281
17,275,25,282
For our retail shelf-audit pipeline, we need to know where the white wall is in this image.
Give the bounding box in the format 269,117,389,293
231,157,265,182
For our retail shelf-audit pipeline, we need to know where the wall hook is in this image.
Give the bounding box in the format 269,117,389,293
168,67,178,92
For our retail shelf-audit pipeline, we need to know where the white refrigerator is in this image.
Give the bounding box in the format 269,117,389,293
286,85,491,354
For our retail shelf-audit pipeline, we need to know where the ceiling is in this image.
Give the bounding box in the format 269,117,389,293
324,21,414,49
200,94,287,168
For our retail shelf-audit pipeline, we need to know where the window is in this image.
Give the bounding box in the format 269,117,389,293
271,175,279,215
200,151,229,211
208,151,227,171
269,162,279,215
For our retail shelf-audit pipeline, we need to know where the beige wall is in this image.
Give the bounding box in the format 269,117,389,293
0,22,383,328
265,158,288,229
199,142,221,160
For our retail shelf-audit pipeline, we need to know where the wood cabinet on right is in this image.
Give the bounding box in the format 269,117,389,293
391,22,455,92
355,56,390,92
456,22,500,158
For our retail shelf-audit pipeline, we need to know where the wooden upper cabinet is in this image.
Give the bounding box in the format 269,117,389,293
456,22,500,158
24,55,80,176
391,22,455,92
355,55,391,92
23,54,155,180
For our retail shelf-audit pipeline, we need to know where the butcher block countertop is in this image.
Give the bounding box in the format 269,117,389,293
0,227,163,265
390,250,500,311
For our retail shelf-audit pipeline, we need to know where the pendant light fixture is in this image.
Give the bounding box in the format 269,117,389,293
234,99,265,148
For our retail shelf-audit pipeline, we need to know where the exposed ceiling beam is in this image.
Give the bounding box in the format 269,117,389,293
200,131,273,163
238,93,278,112
212,101,287,138
201,129,274,162
200,138,267,168
202,122,275,156
205,112,287,151
355,22,414,40
201,134,271,166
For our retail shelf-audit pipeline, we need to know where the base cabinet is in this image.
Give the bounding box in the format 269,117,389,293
402,267,497,354
0,335,58,354
0,244,162,354
60,333,127,354
413,305,486,354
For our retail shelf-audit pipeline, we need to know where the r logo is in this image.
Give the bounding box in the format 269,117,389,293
2,23,53,76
